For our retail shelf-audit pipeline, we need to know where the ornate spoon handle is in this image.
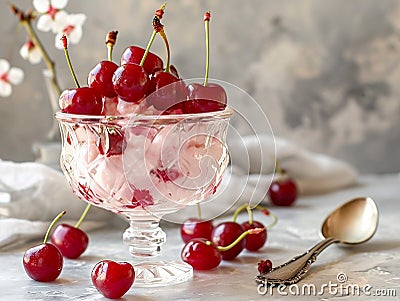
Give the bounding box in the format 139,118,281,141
256,237,339,285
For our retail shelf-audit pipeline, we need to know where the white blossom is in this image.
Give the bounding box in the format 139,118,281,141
54,14,87,49
0,59,24,97
33,0,69,33
19,39,42,64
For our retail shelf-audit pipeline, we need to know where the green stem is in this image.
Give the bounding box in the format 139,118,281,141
140,30,157,67
107,45,113,62
232,203,248,222
159,30,170,73
43,211,66,244
196,202,202,220
246,206,253,225
63,47,80,88
74,204,91,228
254,205,278,229
275,160,283,177
204,18,210,86
217,228,264,252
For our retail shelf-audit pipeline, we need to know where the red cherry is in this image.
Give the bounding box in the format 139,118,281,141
146,71,186,111
121,46,163,75
50,223,89,259
88,61,118,98
180,218,214,243
241,221,267,251
211,221,245,260
23,211,66,282
183,83,227,113
268,178,298,206
91,260,135,299
112,63,149,103
181,238,222,270
23,243,63,282
59,87,103,115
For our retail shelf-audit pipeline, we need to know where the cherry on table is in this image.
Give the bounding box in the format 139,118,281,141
180,218,214,243
23,211,65,282
50,204,91,259
232,204,278,251
50,223,88,259
181,227,263,270
211,221,245,260
91,260,135,299
181,238,222,270
241,220,267,251
268,178,298,207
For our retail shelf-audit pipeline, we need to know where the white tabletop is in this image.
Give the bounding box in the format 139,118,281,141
1,174,399,300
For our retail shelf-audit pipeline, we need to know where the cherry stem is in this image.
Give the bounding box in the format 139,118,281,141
74,204,91,228
196,202,202,220
158,30,170,73
140,3,166,67
10,5,62,97
61,35,80,88
275,160,284,177
217,228,264,252
106,31,118,62
203,11,211,86
256,205,278,229
43,211,66,244
232,204,278,229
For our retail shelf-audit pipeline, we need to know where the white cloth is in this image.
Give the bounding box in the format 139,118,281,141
0,135,358,248
0,160,111,249
164,134,358,223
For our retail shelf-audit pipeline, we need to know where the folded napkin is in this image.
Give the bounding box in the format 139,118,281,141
0,134,358,248
0,159,111,249
165,134,358,223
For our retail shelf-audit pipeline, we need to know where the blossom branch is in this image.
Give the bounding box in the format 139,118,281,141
10,4,62,98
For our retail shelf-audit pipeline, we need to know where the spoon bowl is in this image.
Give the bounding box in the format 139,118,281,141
321,197,379,244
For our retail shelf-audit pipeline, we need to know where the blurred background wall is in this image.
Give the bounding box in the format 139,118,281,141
0,0,399,173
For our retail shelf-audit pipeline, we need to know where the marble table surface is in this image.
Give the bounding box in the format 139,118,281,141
1,174,399,300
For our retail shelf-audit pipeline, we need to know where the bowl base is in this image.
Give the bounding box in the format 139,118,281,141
133,261,193,287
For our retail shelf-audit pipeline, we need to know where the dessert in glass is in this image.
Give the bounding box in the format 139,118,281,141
56,104,232,286
55,6,232,287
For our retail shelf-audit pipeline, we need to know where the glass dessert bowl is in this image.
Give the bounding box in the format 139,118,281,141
56,108,233,286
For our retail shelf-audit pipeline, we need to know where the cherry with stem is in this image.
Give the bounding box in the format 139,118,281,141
23,211,66,282
232,204,278,251
147,17,186,112
184,11,227,114
88,31,119,98
113,4,167,103
180,202,214,243
50,204,91,259
59,35,102,115
268,160,298,206
181,228,264,270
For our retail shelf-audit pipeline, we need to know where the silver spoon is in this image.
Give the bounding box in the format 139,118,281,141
256,197,379,285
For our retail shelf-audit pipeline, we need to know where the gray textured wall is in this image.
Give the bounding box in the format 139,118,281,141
1,0,399,173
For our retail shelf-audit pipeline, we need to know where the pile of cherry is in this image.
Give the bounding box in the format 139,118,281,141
180,204,278,270
60,7,227,117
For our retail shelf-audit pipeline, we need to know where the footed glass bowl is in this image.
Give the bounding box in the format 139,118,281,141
56,108,232,287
